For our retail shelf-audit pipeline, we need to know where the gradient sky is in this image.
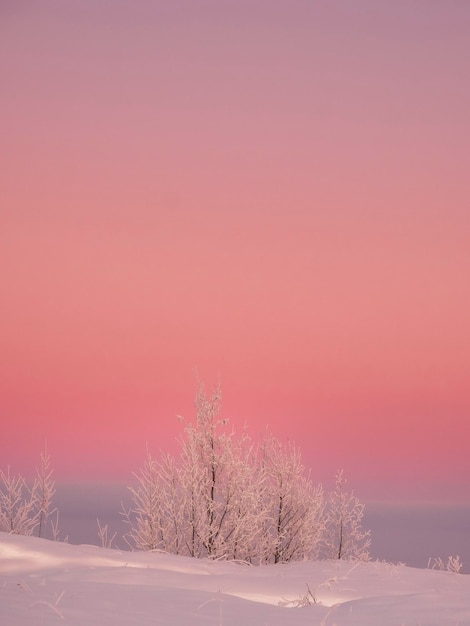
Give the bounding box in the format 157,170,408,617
1,1,469,502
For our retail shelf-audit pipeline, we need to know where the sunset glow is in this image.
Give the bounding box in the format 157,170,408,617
1,1,469,503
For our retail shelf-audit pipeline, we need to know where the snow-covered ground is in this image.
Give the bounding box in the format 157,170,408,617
1,532,469,625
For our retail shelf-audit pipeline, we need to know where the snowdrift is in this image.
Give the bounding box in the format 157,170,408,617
1,532,469,625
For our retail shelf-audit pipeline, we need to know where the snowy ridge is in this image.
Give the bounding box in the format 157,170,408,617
1,532,469,625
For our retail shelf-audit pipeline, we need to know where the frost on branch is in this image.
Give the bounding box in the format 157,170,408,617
322,469,371,561
124,383,264,559
123,451,179,554
97,518,117,549
428,555,463,574
35,444,56,538
124,384,371,564
259,435,324,564
178,382,264,560
0,446,57,538
0,467,38,535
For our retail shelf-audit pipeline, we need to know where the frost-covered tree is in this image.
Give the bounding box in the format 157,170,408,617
124,383,265,559
177,382,226,557
122,450,164,551
322,469,371,561
124,384,371,564
35,444,56,538
0,468,38,535
260,435,324,564
0,446,57,538
177,383,264,560
122,450,186,552
219,432,266,562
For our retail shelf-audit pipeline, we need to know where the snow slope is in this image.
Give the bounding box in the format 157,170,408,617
1,532,469,625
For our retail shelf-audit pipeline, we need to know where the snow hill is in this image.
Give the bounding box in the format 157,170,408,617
1,532,469,625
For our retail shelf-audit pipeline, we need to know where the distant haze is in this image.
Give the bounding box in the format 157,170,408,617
51,483,470,574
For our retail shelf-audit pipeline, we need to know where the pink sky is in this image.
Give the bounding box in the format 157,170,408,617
1,1,469,502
